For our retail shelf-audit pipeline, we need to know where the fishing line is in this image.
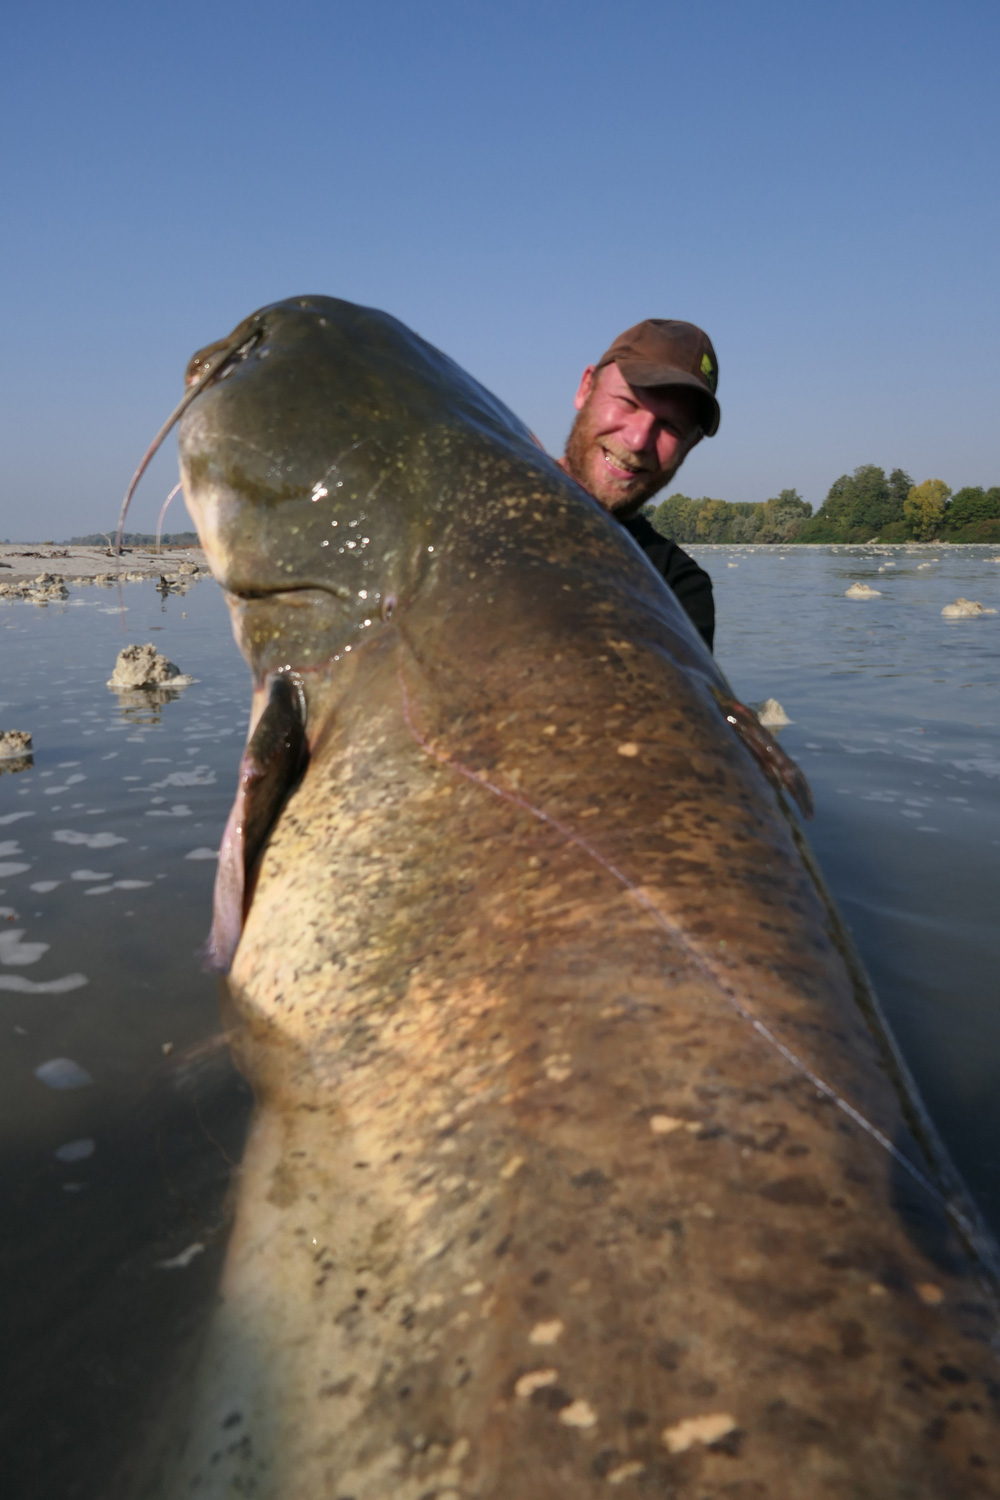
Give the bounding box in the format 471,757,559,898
397,669,980,1247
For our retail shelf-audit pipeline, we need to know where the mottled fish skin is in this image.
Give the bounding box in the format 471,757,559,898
139,297,1000,1498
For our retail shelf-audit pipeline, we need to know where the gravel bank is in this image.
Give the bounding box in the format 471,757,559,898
0,544,211,602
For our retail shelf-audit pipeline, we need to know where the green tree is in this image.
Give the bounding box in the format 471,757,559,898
904,479,951,541
729,504,763,543
795,473,854,541
757,489,812,542
695,498,734,542
944,486,1000,537
651,492,699,543
887,468,914,520
878,468,915,539
796,465,913,541
849,465,895,536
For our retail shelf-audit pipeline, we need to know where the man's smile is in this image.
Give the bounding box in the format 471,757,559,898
600,446,650,481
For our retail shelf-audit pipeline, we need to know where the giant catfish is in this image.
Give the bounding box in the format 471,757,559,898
136,296,1000,1497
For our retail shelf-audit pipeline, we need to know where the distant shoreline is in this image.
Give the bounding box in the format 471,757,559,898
0,542,209,585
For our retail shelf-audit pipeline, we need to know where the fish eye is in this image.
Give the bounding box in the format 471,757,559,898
215,330,265,381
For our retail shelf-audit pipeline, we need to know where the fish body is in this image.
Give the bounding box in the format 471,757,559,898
143,297,1000,1498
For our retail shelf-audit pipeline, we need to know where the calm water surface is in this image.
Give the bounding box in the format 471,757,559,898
1,546,998,1495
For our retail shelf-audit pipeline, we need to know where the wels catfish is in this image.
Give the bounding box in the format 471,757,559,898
133,297,1000,1497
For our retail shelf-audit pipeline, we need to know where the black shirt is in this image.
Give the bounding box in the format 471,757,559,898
620,512,715,652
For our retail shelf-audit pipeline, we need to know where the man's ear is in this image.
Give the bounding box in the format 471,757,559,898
573,365,597,412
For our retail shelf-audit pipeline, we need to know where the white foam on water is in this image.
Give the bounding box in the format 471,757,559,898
0,812,33,826
70,869,112,882
951,758,1000,779
184,848,219,860
0,930,49,965
151,766,216,788
34,1057,92,1087
29,881,61,893
53,830,127,849
2,973,88,994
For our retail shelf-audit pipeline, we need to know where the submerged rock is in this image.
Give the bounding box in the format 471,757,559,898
941,598,997,618
750,698,792,728
845,582,881,599
107,643,194,691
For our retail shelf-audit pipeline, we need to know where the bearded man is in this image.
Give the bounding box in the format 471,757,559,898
558,319,719,651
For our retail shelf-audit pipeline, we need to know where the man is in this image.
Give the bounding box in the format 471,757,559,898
558,319,719,651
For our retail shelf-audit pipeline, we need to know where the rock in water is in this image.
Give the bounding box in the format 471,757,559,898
845,581,881,598
941,598,997,618
749,697,792,728
0,574,68,604
0,730,32,760
107,643,193,690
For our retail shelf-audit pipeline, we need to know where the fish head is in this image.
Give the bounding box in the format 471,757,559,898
178,296,566,971
179,295,542,691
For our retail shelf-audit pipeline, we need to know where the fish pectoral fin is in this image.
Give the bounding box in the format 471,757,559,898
716,693,814,821
203,673,309,973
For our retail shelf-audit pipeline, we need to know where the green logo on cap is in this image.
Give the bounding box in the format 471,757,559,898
700,352,716,392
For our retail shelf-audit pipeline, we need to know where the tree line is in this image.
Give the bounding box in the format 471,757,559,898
67,532,201,547
647,466,1000,545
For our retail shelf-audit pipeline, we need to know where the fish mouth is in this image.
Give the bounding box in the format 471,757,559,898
220,580,384,685
224,581,353,603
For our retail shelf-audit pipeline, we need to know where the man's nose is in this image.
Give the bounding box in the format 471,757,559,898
620,409,658,453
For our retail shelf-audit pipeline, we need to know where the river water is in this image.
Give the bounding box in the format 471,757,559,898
1,544,998,1495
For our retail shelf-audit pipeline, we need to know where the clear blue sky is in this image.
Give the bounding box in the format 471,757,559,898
1,0,997,538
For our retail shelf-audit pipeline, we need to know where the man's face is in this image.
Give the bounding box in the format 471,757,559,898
561,361,703,517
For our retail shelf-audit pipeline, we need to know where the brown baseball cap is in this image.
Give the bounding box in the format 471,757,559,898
595,319,720,436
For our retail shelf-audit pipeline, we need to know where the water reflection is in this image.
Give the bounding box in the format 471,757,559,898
107,683,189,724
0,754,34,775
